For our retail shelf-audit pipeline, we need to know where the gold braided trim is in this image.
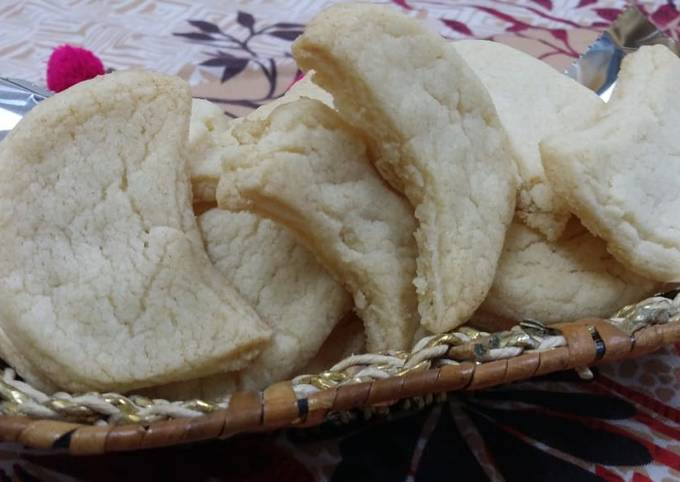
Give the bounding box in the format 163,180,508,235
0,289,677,425
291,321,565,395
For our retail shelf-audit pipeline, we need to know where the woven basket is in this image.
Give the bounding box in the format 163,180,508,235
0,290,677,455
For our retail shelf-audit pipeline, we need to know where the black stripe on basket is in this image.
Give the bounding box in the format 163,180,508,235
297,398,309,421
589,326,607,361
659,288,680,300
52,428,76,449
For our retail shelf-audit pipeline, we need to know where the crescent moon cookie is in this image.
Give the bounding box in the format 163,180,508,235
0,71,271,392
218,98,419,351
293,4,518,333
453,40,604,241
187,75,332,203
542,45,680,282
143,208,352,400
481,220,658,324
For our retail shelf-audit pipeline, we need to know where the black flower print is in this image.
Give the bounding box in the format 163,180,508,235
288,370,674,482
174,12,304,117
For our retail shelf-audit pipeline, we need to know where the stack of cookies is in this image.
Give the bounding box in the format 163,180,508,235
0,4,676,399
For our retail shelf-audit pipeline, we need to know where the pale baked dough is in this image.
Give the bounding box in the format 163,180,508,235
542,45,680,282
293,4,517,333
142,208,352,400
218,98,419,351
0,71,271,392
188,99,232,202
454,40,603,240
0,326,58,392
234,73,333,123
187,75,332,203
481,220,657,323
299,313,365,375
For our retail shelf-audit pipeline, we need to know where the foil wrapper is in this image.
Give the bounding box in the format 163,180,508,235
0,78,50,141
565,5,680,101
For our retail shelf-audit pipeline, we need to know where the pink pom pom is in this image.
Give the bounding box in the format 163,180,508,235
47,45,105,93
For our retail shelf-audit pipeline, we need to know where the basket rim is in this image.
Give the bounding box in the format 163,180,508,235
0,291,677,455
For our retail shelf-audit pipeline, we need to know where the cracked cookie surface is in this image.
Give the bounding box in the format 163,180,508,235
454,40,603,241
293,4,517,333
187,99,233,203
481,220,658,324
187,75,332,203
301,313,365,375
145,208,352,400
542,45,680,282
0,70,270,392
218,98,418,351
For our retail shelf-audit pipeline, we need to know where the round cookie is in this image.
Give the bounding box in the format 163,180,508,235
481,220,658,323
142,208,352,400
199,209,352,390
542,45,680,282
454,40,603,241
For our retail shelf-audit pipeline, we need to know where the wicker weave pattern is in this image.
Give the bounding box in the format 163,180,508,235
0,291,677,454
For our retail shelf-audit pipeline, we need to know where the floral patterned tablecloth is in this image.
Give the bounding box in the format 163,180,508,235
1,1,679,481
